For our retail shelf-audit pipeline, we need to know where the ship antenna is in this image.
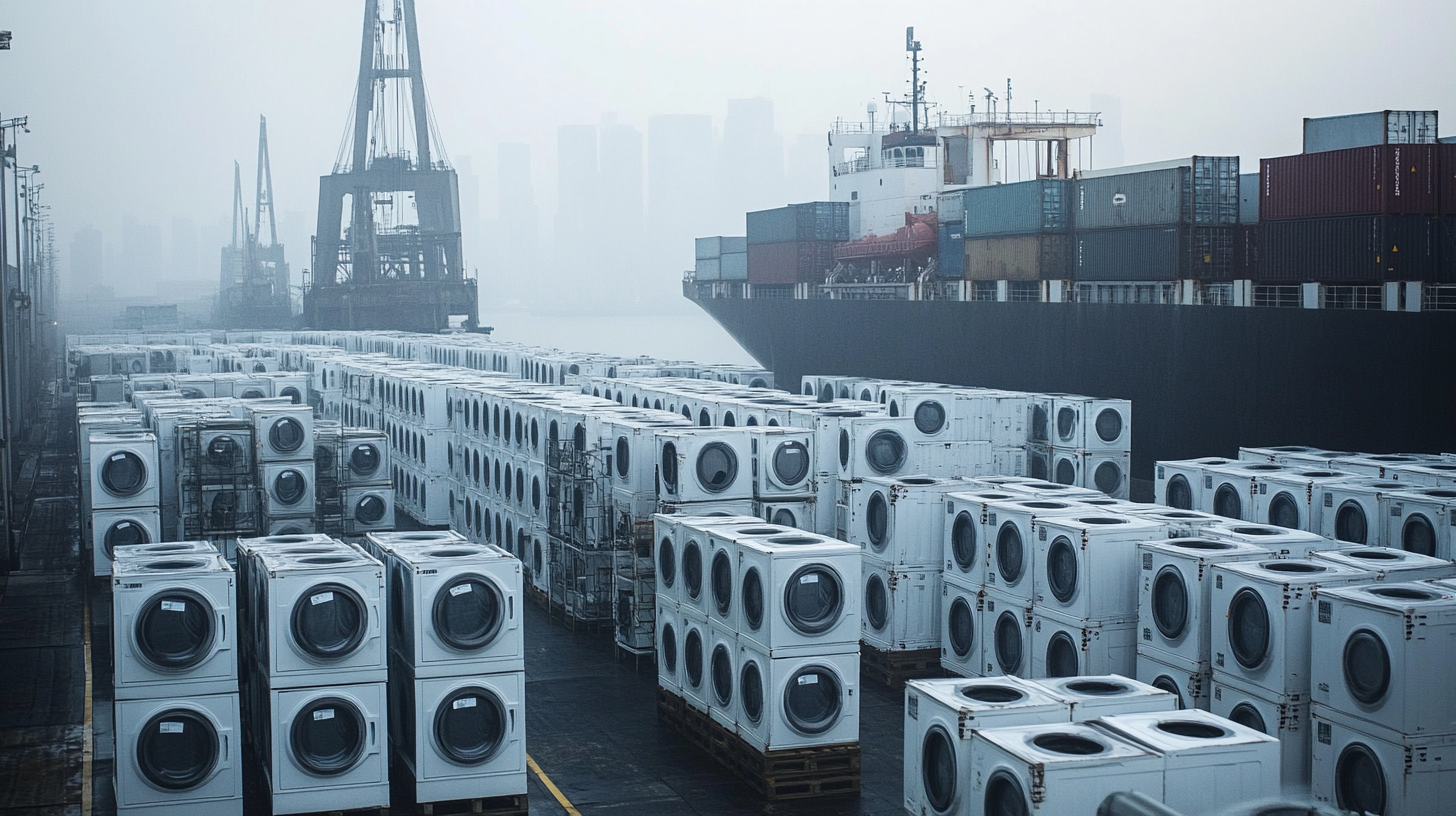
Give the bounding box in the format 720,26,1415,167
906,27,922,131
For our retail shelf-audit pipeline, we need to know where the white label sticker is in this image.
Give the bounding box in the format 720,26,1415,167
311,591,334,605
111,453,128,462
449,583,473,597
452,697,478,709
313,708,334,721
160,600,186,613
800,573,818,584
797,674,819,685
159,721,184,733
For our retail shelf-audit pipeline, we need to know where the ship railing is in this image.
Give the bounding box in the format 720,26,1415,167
831,120,889,135
833,153,941,176
936,111,1101,128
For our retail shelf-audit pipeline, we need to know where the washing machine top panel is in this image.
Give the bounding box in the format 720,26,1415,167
1097,708,1277,753
114,540,219,562
1203,523,1328,551
114,553,232,578
365,530,469,555
238,533,338,555
976,721,1157,766
1218,558,1371,588
911,676,1069,723
1036,676,1178,712
1316,581,1456,613
739,532,859,558
256,544,378,571
1311,546,1456,580
1142,537,1273,562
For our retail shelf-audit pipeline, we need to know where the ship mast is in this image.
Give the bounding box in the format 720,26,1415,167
907,27,922,131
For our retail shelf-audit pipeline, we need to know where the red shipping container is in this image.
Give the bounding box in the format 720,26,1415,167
1260,144,1438,220
746,240,837,285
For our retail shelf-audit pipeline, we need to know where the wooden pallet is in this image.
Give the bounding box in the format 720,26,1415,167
656,686,860,801
388,754,529,815
859,643,946,688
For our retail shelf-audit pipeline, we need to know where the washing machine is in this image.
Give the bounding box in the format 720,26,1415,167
1046,395,1131,453
1310,581,1456,735
903,676,1070,816
387,542,522,676
261,462,316,517
850,476,963,568
1386,460,1456,487
1329,453,1436,481
980,587,1033,678
1049,448,1132,499
982,498,1087,603
968,722,1163,816
258,681,388,814
249,404,314,463
1029,611,1138,679
263,372,308,405
340,430,388,486
1135,650,1211,710
391,666,526,803
249,544,386,686
941,577,983,678
1209,559,1371,698
1201,522,1330,559
1025,393,1061,445
1032,513,1170,623
1385,487,1456,559
1238,445,1352,467
114,692,242,816
93,507,163,576
1137,538,1275,670
112,553,236,699
837,416,920,481
114,540,219,563
90,431,160,511
343,486,394,535
1315,479,1413,547
756,498,817,533
1309,545,1456,583
1203,461,1294,521
264,516,316,536
942,490,1023,583
1211,671,1312,792
1097,708,1281,814
733,641,859,752
1251,468,1356,532
1154,457,1236,510
656,428,754,503
679,609,710,713
707,619,739,732
362,530,467,561
1124,508,1232,538
1310,705,1456,816
750,427,816,499
656,599,681,696
736,532,860,657
1034,675,1177,720
882,387,959,440
191,421,254,482
861,561,939,652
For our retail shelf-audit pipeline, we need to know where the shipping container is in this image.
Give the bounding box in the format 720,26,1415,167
695,236,747,259
746,240,838,285
695,257,720,281
1260,144,1439,220
1257,215,1436,283
1072,226,1234,282
1234,224,1260,279
938,221,965,277
1074,157,1240,230
1303,110,1438,154
746,202,851,245
965,235,1070,281
1239,172,1260,223
1441,143,1456,216
720,251,748,280
941,179,1070,238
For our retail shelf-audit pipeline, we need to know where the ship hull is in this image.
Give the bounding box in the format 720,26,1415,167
692,297,1456,487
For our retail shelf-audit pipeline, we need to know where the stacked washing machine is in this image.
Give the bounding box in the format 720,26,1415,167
247,404,317,536
1024,394,1132,499
236,535,389,814
174,417,259,556
750,425,818,533
111,541,243,815
90,429,162,577
311,421,345,535
339,427,394,536
368,531,527,806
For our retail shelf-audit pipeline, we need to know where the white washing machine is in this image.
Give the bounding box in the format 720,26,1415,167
93,507,162,576
1050,448,1132,499
1029,611,1138,680
982,498,1086,603
259,681,388,814
1317,478,1414,547
391,666,526,803
861,561,939,652
264,516,316,536
1310,705,1456,816
1252,468,1356,532
1034,675,1178,720
90,431,160,511
883,388,958,440
1137,538,1274,671
1310,582,1456,735
850,476,963,568
1201,521,1330,558
1032,513,1170,623
260,461,316,518
1387,460,1456,487
679,609,710,713
656,428,754,503
707,619,738,733
1153,456,1236,510
756,499,817,533
942,490,1022,583
387,542,523,676
1309,545,1456,582
902,676,1069,816
836,416,919,481
249,544,386,686
1208,559,1371,698
669,520,779,618
656,599,680,696
249,404,314,463
1211,671,1313,792
980,587,1033,678
1126,507,1234,538
112,553,236,699
342,486,394,535
192,421,254,481
114,692,242,816
1329,453,1435,481
733,641,859,752
968,722,1163,816
1097,708,1281,814
263,372,308,405
1064,397,1131,452
1385,487,1456,558
736,532,860,657
114,540,218,563
1203,461,1294,521
362,530,467,562
1135,650,1211,711
340,430,388,486
941,577,983,678
1238,445,1349,466
1025,393,1061,445
750,427,816,499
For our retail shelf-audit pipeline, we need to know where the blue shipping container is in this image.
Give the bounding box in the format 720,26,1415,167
1074,157,1240,230
953,179,1069,238
938,222,965,277
720,252,748,280
747,202,851,245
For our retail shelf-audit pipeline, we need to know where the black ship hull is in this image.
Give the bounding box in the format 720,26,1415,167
692,297,1456,487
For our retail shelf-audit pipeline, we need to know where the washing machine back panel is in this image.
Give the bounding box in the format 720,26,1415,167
1031,513,1170,623
114,693,243,812
860,562,940,652
1311,706,1456,816
1137,538,1274,670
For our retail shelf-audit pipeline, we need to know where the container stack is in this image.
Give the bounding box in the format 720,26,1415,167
940,179,1071,282
746,202,850,290
694,236,748,282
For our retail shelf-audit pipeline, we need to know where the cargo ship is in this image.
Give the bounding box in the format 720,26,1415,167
685,41,1456,492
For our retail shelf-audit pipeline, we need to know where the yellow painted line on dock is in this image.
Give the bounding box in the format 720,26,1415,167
82,601,93,816
526,754,582,816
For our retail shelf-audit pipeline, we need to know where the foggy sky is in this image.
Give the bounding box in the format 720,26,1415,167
7,0,1456,295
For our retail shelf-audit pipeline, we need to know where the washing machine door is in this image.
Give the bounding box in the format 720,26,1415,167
431,570,506,652
782,665,843,734
865,491,889,554
105,518,152,558
1401,513,1437,556
349,443,381,479
694,442,739,493
657,537,676,589
782,564,845,635
995,523,1025,585
135,586,217,670
272,468,310,507
947,597,976,659
269,417,307,455
290,581,368,660
863,573,889,632
770,440,811,489
1044,536,1079,603
994,610,1024,675
864,430,908,475
1165,474,1194,510
205,434,244,471
1151,565,1190,641
353,494,388,525
136,708,220,790
1266,491,1301,528
101,451,149,497
1334,741,1387,816
1333,500,1368,544
434,686,507,764
1044,631,1080,677
1227,701,1267,734
921,724,958,814
1227,587,1271,670
984,769,1030,816
289,696,367,775
950,511,977,572
710,550,733,617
